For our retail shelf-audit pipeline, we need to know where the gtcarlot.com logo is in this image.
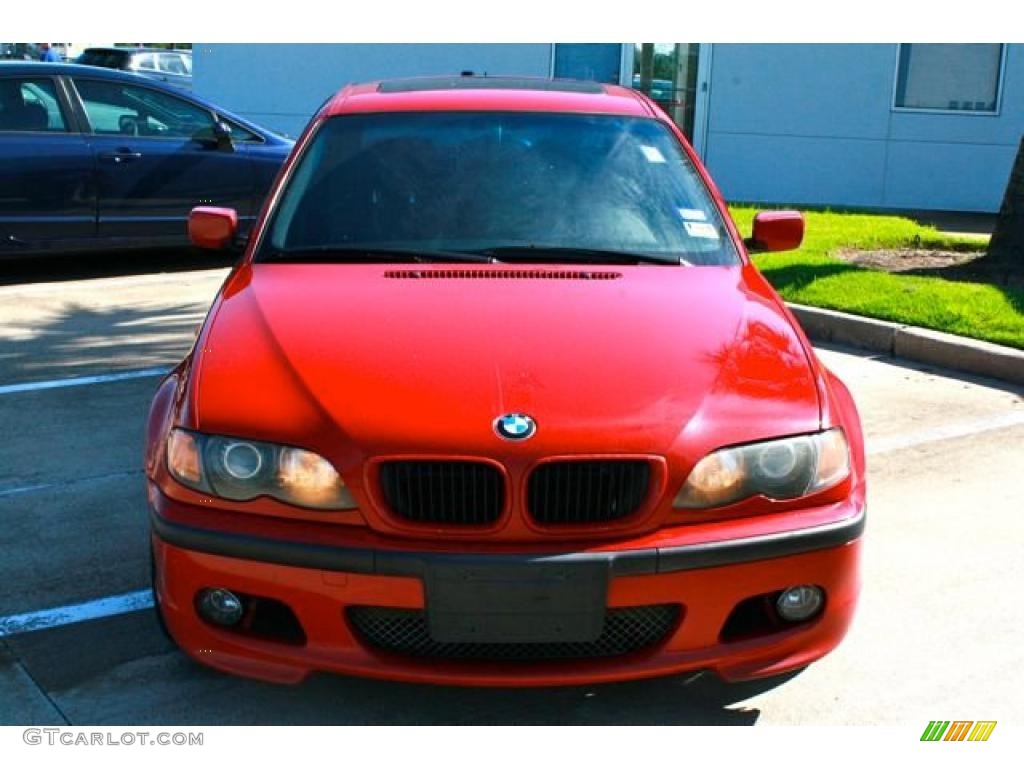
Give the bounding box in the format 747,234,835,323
23,729,203,747
921,721,997,742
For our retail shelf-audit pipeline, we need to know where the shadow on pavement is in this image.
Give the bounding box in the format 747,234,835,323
0,292,213,385
2,610,807,725
814,341,1024,399
0,249,237,287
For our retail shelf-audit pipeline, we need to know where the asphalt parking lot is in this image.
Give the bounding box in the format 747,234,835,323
1,252,1023,726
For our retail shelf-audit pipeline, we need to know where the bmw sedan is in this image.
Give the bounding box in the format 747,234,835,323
0,62,292,257
146,76,865,688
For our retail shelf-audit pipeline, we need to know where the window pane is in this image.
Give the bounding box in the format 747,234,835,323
0,78,67,132
553,44,621,84
223,119,260,143
132,53,156,70
158,53,187,74
76,79,213,138
895,44,1003,112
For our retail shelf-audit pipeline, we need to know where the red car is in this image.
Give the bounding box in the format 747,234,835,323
145,76,865,687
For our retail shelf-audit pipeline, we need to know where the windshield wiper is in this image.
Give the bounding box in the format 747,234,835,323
474,245,688,266
261,245,496,264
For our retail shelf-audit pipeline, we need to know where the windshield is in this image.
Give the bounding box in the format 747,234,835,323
258,111,739,266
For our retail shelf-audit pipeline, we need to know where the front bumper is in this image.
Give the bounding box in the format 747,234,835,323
151,499,864,686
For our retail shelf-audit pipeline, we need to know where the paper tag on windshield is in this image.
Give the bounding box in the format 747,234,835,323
684,221,719,239
640,145,666,163
678,208,707,221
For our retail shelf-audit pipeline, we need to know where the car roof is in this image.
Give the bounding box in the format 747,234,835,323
324,75,656,118
82,47,179,54
0,61,287,142
0,61,152,80
0,61,193,90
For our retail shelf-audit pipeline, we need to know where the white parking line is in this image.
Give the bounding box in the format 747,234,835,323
0,469,142,498
0,367,170,396
0,590,154,638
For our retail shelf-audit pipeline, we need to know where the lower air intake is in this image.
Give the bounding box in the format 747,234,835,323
346,604,681,661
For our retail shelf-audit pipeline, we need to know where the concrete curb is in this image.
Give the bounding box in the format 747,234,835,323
787,303,1024,387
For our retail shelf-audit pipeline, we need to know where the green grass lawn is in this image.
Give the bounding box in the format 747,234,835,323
730,207,1024,350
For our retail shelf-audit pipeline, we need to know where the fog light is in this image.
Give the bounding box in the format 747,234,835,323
776,585,824,622
196,588,244,627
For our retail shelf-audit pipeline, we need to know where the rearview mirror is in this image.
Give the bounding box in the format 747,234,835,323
188,206,238,250
746,211,805,253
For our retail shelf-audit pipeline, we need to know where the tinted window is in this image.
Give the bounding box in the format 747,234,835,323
222,119,261,143
77,49,129,69
75,79,214,138
0,78,67,132
262,112,738,265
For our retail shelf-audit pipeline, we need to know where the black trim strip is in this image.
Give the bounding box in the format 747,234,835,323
151,506,864,578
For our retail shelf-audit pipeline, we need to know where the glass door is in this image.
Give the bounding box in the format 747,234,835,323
631,43,701,140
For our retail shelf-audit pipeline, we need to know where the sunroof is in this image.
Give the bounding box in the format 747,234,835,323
377,77,606,95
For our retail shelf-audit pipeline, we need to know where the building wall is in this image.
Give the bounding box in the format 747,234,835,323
194,43,1022,213
702,43,1024,212
192,43,553,137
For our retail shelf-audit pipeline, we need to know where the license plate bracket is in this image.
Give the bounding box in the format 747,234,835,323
424,559,609,644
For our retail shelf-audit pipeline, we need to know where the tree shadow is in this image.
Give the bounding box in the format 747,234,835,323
761,255,1024,332
0,248,236,287
0,296,213,384
902,210,996,237
756,261,864,294
901,260,1024,316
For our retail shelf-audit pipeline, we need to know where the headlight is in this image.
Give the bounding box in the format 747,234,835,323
673,428,850,509
166,428,357,510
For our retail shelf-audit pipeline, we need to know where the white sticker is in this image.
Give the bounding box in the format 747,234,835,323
684,221,720,239
678,208,707,221
640,145,666,163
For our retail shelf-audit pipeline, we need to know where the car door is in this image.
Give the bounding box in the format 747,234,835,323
0,74,95,252
70,76,254,242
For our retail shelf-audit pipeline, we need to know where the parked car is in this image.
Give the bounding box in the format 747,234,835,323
77,47,192,91
0,62,292,256
1,43,43,61
631,74,676,102
146,75,865,687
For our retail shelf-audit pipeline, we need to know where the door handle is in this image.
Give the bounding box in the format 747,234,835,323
100,150,143,164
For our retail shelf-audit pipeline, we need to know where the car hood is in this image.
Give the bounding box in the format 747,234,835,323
193,263,821,467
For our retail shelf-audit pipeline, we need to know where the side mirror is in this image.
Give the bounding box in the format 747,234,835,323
212,120,234,152
188,206,238,250
196,121,235,151
746,211,805,253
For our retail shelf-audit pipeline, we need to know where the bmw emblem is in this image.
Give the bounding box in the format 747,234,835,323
494,413,537,441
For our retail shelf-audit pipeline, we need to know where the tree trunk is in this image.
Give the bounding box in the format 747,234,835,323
987,134,1024,266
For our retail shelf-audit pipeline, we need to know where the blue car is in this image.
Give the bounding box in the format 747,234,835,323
0,62,293,257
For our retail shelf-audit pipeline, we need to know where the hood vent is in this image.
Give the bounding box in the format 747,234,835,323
384,269,621,281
